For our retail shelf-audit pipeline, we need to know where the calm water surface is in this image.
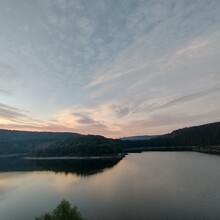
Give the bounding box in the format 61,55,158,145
0,152,220,220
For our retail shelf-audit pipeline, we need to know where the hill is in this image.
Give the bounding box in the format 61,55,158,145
29,135,122,157
0,129,80,155
119,135,159,141
167,121,220,146
123,122,220,150
0,121,220,156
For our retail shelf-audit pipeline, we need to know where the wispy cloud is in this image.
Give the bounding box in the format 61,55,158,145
157,87,220,110
0,0,220,137
73,112,104,126
119,109,220,136
0,103,27,123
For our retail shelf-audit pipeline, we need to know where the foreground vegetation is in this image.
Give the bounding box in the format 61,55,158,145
36,200,85,220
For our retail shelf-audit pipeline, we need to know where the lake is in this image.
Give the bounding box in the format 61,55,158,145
0,152,220,220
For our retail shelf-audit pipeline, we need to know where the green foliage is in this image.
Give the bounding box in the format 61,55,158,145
35,200,85,220
30,135,122,157
1,121,220,156
123,122,220,149
0,129,78,155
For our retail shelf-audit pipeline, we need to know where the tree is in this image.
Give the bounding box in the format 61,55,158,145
36,200,85,220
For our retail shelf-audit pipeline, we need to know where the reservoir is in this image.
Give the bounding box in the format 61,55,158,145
0,152,220,220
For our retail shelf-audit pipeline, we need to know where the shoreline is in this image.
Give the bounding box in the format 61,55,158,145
0,153,27,158
193,146,220,155
25,154,124,160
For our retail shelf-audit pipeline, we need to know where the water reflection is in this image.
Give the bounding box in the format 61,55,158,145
1,153,220,220
29,158,122,176
0,157,122,176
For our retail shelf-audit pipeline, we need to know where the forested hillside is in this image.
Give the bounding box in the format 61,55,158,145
123,122,220,149
0,129,79,154
29,135,122,157
0,122,219,156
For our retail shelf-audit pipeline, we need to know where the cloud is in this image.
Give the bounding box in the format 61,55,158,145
176,39,209,56
86,1,220,91
0,103,46,129
73,112,106,128
111,106,130,118
158,87,220,110
121,110,220,136
0,0,220,137
0,103,27,123
133,86,220,114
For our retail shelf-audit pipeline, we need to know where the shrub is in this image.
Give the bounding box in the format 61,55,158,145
36,200,85,220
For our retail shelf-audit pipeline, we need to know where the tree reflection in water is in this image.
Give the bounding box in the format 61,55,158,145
0,157,122,176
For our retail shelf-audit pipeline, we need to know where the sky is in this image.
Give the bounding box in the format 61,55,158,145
0,0,220,138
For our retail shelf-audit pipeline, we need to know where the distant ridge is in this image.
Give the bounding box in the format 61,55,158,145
123,121,220,150
119,135,159,141
0,121,220,155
